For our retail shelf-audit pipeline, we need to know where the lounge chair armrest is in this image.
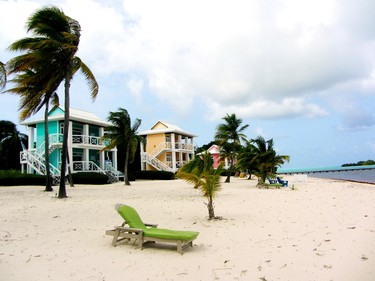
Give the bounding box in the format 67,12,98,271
115,226,144,234
145,223,158,228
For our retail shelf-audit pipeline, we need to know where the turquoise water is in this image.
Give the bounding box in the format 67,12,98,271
278,165,375,184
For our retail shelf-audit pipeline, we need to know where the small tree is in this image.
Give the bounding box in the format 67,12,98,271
177,152,224,220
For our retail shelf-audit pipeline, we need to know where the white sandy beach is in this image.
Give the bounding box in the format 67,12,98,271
0,176,374,281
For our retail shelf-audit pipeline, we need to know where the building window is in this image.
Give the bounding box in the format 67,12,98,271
166,153,172,162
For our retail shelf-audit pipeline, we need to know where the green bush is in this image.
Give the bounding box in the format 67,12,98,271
131,170,175,180
0,170,48,186
71,172,109,184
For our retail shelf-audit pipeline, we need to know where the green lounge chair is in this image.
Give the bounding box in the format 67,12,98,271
106,204,199,254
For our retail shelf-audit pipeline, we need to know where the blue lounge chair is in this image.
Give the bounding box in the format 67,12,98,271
267,176,278,184
277,177,288,187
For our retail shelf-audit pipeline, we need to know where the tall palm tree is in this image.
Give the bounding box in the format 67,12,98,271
214,113,249,183
7,6,98,198
0,61,6,91
177,152,223,220
250,136,290,184
5,66,60,191
0,121,28,170
102,108,143,185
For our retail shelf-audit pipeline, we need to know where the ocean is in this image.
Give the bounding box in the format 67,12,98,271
309,169,375,184
278,165,375,184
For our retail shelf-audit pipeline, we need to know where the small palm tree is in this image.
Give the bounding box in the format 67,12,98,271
177,152,224,220
215,113,249,183
0,121,28,170
102,108,143,185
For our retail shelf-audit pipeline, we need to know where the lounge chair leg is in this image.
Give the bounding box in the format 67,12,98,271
112,229,120,247
177,241,183,254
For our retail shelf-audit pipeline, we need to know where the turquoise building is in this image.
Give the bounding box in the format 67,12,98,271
20,106,121,183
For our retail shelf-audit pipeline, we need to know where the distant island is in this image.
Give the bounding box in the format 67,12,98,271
342,160,375,167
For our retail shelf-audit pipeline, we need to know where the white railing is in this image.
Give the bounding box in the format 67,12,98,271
149,142,171,157
166,161,188,169
149,142,194,157
72,161,105,173
72,135,110,146
20,150,60,176
141,153,173,172
34,133,63,157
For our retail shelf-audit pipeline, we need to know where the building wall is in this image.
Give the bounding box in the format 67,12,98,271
146,133,166,153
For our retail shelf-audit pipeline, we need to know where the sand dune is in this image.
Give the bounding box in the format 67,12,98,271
0,176,374,281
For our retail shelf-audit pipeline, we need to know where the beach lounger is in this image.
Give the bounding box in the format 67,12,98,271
267,176,278,184
277,177,288,187
105,204,199,254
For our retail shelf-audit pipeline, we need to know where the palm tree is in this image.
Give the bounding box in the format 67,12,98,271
177,153,224,220
214,113,249,183
7,6,98,198
0,61,6,91
236,139,259,179
5,65,60,191
0,121,28,170
102,108,143,185
250,136,290,185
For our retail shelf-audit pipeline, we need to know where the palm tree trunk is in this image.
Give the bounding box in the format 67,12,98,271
44,101,53,192
66,150,74,187
207,196,215,219
225,156,233,183
124,143,130,185
58,69,71,198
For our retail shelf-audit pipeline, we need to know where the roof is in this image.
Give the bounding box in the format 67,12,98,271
20,106,111,127
138,121,197,137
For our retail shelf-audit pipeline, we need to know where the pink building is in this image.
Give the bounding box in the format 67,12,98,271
206,144,230,169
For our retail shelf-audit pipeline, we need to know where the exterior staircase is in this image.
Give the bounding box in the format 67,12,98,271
142,152,173,172
21,137,123,184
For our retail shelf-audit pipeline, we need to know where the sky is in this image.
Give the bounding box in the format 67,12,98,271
1,0,375,169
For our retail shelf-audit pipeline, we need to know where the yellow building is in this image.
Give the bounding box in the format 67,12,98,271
138,121,196,172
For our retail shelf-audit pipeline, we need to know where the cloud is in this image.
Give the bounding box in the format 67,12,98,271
204,97,328,121
2,0,375,122
71,0,374,120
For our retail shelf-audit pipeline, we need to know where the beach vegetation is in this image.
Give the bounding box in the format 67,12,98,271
177,152,224,220
0,170,48,186
239,136,289,186
102,108,143,186
215,113,249,183
5,6,98,198
132,170,175,180
342,160,375,167
0,121,28,170
71,172,108,185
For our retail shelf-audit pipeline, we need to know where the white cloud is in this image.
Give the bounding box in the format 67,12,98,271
205,97,327,121
2,0,375,122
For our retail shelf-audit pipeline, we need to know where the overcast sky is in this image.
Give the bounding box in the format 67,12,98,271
1,0,374,169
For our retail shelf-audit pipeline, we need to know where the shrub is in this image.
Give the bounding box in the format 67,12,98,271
131,170,175,180
0,170,48,186
71,172,109,184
